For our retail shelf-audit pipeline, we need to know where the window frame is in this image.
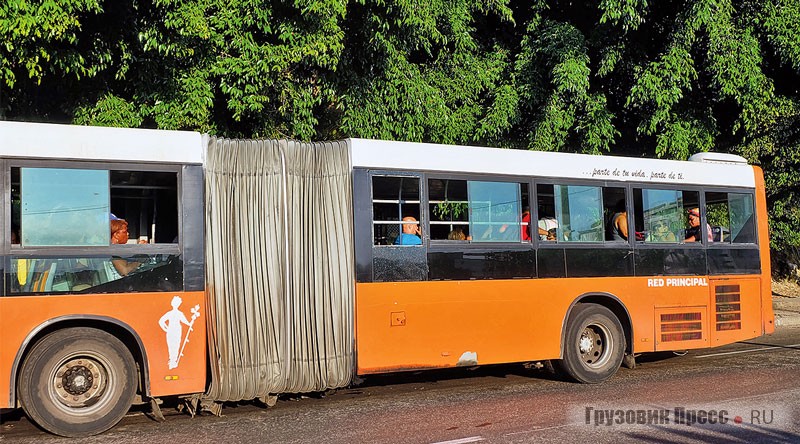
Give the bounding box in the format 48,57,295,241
6,158,183,259
424,172,533,249
533,178,633,249
0,158,7,258
629,184,758,250
631,184,705,250
702,186,759,248
369,171,424,247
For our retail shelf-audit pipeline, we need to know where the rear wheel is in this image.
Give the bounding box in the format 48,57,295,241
555,304,625,384
18,327,137,437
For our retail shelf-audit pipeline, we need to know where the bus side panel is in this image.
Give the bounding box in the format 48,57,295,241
0,291,206,408
355,278,667,374
355,280,565,374
708,277,762,346
355,274,773,374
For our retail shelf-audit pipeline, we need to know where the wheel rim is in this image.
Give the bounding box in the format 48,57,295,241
48,352,114,416
577,322,614,369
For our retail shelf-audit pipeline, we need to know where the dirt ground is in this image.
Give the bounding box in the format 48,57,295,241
773,278,800,297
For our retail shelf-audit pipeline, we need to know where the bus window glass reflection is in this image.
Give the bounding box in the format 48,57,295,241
21,168,109,247
554,185,603,242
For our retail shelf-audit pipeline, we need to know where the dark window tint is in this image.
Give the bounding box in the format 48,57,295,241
602,187,627,242
111,170,179,244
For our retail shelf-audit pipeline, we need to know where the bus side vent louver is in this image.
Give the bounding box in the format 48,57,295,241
715,285,742,331
660,312,703,342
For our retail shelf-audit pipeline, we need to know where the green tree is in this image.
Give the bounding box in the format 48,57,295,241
2,0,800,276
337,0,514,144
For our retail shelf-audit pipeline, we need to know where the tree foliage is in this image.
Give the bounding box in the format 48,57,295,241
2,0,800,275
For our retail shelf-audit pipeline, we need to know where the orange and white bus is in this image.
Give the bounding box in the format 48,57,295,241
0,121,774,436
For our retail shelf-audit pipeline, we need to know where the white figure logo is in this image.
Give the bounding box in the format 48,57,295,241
158,295,201,370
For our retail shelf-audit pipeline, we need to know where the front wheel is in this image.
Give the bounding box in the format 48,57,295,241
555,304,625,384
18,327,137,437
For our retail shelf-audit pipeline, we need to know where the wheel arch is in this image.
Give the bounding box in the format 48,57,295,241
561,292,633,358
10,316,150,408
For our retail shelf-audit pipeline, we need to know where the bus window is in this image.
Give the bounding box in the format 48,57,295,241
111,170,179,244
9,167,182,294
470,181,523,242
8,255,182,295
428,178,469,240
20,168,110,246
538,184,626,243
13,168,179,247
372,176,421,246
10,168,20,245
632,188,701,243
428,179,529,242
555,185,604,242
602,187,627,242
536,184,558,241
705,191,756,243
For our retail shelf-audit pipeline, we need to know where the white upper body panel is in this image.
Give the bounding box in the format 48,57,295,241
349,139,757,188
0,121,756,188
0,120,204,164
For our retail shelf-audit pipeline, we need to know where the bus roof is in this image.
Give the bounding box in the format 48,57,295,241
0,121,755,188
0,120,204,165
349,139,756,188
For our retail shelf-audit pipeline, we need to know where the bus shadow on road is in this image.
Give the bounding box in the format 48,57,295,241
737,340,800,351
349,361,569,390
624,422,799,443
634,351,690,364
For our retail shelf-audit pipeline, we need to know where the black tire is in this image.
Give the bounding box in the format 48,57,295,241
555,304,625,384
18,327,137,437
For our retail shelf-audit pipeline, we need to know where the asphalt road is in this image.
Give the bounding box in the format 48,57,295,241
2,327,799,444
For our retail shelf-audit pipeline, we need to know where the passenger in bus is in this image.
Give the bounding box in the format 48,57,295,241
648,219,677,242
521,206,532,241
448,228,467,240
495,206,531,241
110,217,142,275
537,209,558,241
395,216,422,245
684,208,713,243
485,207,529,241
606,200,628,241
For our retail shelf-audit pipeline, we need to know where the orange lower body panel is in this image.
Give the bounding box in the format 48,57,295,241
0,291,206,408
355,275,772,375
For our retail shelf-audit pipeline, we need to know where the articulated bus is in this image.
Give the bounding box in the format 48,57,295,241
0,121,774,436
